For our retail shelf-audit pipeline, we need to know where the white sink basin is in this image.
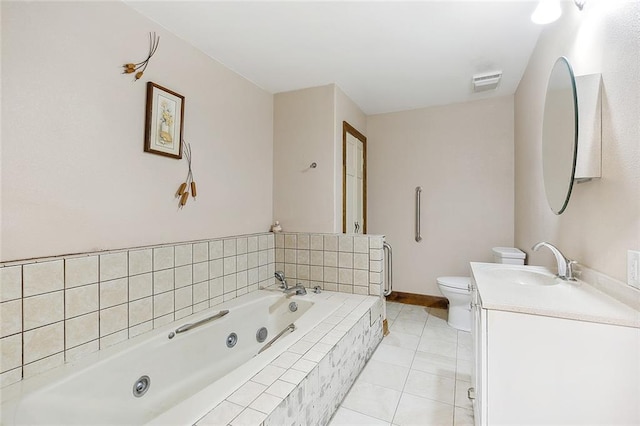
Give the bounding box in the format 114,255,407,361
483,267,560,286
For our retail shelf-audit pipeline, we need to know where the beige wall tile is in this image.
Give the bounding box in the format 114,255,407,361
236,271,248,289
0,367,22,388
223,257,236,275
324,267,337,283
310,251,323,266
129,321,152,338
65,256,98,288
284,234,297,249
354,253,369,270
23,352,64,378
175,306,192,320
354,286,369,295
23,322,64,364
338,268,353,285
209,240,223,260
0,334,22,372
370,271,382,285
297,250,310,265
193,262,209,284
258,251,268,266
236,238,248,255
193,242,209,264
0,266,22,302
297,265,310,280
0,300,22,338
65,312,98,348
153,247,174,271
23,291,64,330
23,260,63,297
248,268,259,285
297,234,310,249
129,273,152,301
153,292,174,318
99,304,128,336
129,297,153,326
370,260,383,273
338,253,353,268
323,252,337,267
100,329,127,349
310,266,323,281
153,269,174,294
129,249,152,276
100,278,128,309
209,259,223,279
259,234,271,250
175,286,192,311
175,244,192,267
271,234,281,250
369,236,384,250
338,236,354,252
324,235,338,251
338,284,353,294
223,239,237,257
237,254,248,272
153,313,174,329
65,339,99,363
310,235,324,251
223,274,237,293
354,236,369,253
209,278,223,298
354,269,369,286
193,301,209,313
175,265,193,289
193,282,208,304
99,252,127,281
247,252,258,269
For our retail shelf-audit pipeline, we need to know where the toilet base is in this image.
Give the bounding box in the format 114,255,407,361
447,304,471,332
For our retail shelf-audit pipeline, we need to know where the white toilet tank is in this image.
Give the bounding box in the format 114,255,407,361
492,247,526,265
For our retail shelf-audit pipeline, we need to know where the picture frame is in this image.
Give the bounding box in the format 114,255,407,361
144,82,185,159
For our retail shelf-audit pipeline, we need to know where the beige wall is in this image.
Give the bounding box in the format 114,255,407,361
273,85,335,233
273,84,366,234
367,96,515,296
0,2,274,262
515,1,640,283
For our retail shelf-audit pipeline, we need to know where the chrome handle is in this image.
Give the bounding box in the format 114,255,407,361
258,323,295,354
174,310,229,335
415,186,422,242
383,242,393,296
468,387,475,400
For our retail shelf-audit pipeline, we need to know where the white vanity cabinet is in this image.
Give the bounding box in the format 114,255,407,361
470,267,640,426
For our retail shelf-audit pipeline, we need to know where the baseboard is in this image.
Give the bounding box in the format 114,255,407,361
382,319,390,336
386,291,448,309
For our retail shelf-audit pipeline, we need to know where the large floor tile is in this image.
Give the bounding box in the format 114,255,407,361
417,336,457,358
390,319,425,336
341,381,402,423
371,343,415,368
403,369,455,405
421,323,459,343
328,407,391,426
382,330,420,351
411,350,457,379
392,393,454,426
358,359,410,391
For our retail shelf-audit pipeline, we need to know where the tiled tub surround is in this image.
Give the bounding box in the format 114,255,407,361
0,232,386,388
274,233,385,297
0,233,277,388
197,292,383,426
1,289,383,425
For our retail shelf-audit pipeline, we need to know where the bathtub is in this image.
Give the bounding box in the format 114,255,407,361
0,290,345,425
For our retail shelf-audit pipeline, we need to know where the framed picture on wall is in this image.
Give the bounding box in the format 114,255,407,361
144,82,184,159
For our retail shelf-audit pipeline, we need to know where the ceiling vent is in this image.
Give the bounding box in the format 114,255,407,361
472,71,502,92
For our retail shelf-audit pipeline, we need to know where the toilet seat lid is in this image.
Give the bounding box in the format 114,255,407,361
437,276,470,290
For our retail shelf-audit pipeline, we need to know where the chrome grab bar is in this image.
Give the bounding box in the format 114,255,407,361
258,323,295,354
383,242,393,297
174,310,229,335
415,186,423,242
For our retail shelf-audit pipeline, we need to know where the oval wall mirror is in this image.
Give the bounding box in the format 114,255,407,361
541,56,578,215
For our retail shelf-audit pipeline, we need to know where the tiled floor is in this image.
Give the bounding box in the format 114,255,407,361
329,302,474,426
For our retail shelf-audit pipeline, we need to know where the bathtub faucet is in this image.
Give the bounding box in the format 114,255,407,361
275,271,288,289
531,241,577,281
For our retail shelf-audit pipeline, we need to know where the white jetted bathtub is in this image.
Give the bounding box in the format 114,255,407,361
0,290,344,425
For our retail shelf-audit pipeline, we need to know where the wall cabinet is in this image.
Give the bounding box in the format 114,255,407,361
470,278,640,425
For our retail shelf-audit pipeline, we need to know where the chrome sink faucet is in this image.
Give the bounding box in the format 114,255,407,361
531,242,577,281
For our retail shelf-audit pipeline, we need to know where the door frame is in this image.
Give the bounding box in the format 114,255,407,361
342,121,367,234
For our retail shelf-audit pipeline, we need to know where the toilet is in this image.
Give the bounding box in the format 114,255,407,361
437,247,525,331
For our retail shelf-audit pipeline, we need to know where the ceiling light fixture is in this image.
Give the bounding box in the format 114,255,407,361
531,0,562,25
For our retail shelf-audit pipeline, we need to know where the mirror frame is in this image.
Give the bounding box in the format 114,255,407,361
342,121,367,234
541,56,578,215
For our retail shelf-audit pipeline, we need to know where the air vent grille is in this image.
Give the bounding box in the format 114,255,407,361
472,71,502,92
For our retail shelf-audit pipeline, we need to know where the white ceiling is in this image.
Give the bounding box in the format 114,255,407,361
126,1,544,115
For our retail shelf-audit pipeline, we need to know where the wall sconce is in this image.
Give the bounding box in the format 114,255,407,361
531,0,586,25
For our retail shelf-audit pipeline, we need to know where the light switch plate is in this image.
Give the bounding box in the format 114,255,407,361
628,250,640,289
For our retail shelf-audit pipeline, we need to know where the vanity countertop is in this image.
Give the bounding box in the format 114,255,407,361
470,262,640,328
